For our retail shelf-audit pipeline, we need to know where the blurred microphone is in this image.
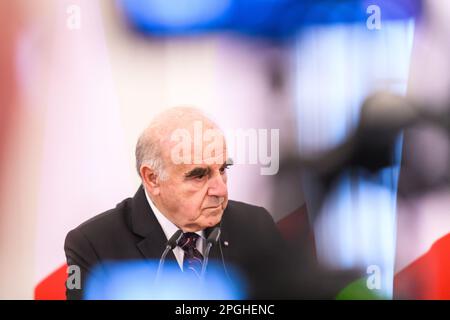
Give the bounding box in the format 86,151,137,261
201,227,221,280
299,92,420,179
155,229,183,282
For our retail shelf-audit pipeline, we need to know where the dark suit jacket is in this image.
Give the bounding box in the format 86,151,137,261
64,186,288,300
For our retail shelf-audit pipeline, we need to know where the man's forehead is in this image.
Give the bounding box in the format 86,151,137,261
161,124,226,147
173,153,228,170
182,161,226,170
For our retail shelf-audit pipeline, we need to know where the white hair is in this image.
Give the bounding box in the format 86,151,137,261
135,107,219,181
135,130,168,180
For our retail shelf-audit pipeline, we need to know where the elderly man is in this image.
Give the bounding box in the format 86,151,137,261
64,107,287,300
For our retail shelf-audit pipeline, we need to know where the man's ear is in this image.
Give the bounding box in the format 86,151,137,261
140,166,160,196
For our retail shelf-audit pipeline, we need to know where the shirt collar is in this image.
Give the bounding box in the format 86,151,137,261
143,187,204,240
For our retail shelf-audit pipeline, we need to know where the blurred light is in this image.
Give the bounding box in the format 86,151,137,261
85,260,245,300
117,0,422,39
118,0,232,34
314,171,400,297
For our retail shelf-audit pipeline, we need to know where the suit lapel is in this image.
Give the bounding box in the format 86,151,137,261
130,186,177,263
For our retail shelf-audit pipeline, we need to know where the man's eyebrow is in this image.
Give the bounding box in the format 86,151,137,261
184,159,233,178
220,162,232,170
224,158,234,166
184,167,211,178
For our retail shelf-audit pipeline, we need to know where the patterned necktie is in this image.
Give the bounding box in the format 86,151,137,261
178,232,204,278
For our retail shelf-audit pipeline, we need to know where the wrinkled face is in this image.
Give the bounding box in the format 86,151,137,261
148,131,230,232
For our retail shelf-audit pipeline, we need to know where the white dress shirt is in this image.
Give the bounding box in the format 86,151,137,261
144,188,204,271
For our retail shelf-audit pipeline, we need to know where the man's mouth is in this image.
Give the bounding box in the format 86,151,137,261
205,204,222,210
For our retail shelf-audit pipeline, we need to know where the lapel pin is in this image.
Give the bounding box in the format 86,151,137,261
223,241,229,247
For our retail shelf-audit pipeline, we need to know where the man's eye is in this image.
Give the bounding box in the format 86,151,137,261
194,174,206,180
220,165,230,174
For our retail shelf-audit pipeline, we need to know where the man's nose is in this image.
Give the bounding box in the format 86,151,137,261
207,172,227,198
